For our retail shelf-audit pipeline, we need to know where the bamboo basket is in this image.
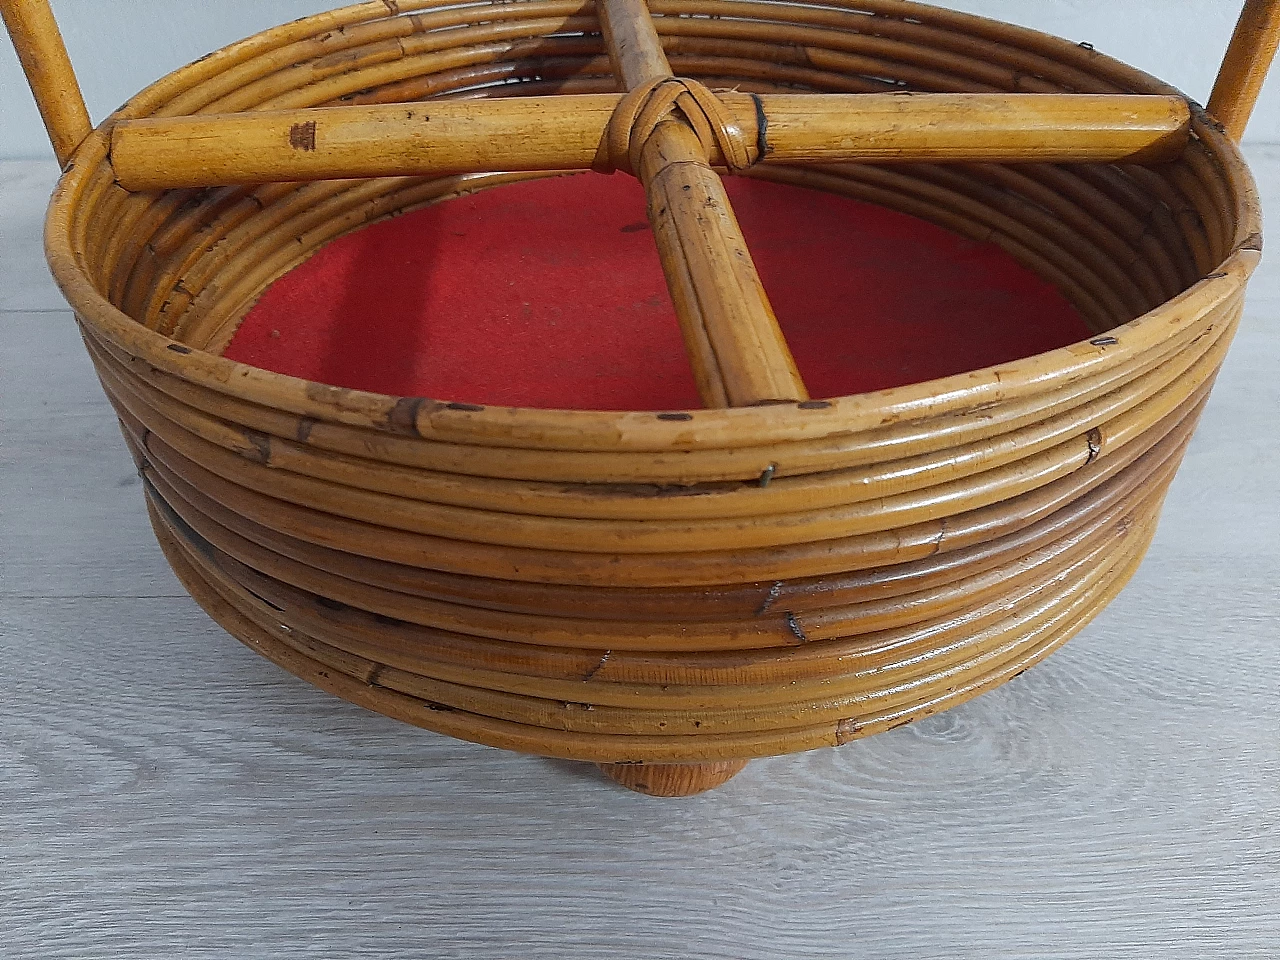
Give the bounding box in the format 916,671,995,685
5,0,1275,796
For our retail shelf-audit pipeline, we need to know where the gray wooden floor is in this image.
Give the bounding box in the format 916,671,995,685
2,153,1278,960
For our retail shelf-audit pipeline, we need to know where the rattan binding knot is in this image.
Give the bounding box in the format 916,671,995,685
592,76,756,176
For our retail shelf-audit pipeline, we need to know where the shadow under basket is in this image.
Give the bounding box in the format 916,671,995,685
43,3,1261,797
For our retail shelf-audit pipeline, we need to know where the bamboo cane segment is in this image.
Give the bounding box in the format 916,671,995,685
173,510,1154,730
132,428,1186,675
0,0,91,165
101,330,1221,558
127,414,1181,635
1209,0,1280,141
598,0,805,407
108,92,1191,191
88,306,1232,528
113,374,1207,591
758,92,1190,164
111,95,620,190
154,466,1173,698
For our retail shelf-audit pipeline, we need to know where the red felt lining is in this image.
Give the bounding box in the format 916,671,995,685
226,173,1089,410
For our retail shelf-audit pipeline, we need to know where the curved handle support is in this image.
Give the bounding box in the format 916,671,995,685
1,0,90,165
1210,0,1280,142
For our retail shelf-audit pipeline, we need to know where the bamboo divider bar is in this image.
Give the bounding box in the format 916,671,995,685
1210,0,1280,141
108,92,1192,190
597,0,806,407
0,0,90,165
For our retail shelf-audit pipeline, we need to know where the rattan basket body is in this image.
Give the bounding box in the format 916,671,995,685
11,0,1268,792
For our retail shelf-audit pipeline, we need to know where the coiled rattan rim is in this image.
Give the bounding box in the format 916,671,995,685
42,0,1263,762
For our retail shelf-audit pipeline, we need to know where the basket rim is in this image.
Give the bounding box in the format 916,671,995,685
42,0,1264,454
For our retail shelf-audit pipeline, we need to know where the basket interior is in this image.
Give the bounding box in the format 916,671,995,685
55,0,1251,423
224,172,1089,410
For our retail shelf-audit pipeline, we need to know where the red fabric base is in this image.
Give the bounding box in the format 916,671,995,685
227,173,1089,410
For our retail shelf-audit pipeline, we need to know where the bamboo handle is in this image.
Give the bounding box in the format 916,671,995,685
1,0,90,165
108,93,1191,191
1209,0,1280,141
598,0,806,407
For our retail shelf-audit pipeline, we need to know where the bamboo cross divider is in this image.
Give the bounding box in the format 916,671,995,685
109,93,1194,190
596,0,804,779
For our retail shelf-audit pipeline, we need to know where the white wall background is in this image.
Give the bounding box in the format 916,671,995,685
2,1,1278,159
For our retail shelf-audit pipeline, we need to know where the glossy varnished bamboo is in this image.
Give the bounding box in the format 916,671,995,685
108,93,1192,190
1209,0,1280,142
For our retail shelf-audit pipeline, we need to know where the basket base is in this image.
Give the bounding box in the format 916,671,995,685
226,173,1089,410
597,760,749,797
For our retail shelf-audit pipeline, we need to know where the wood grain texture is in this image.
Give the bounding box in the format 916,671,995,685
2,150,1279,958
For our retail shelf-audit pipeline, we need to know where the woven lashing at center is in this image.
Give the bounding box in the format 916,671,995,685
592,76,756,175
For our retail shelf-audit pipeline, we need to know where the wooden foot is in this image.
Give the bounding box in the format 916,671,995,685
597,760,748,797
